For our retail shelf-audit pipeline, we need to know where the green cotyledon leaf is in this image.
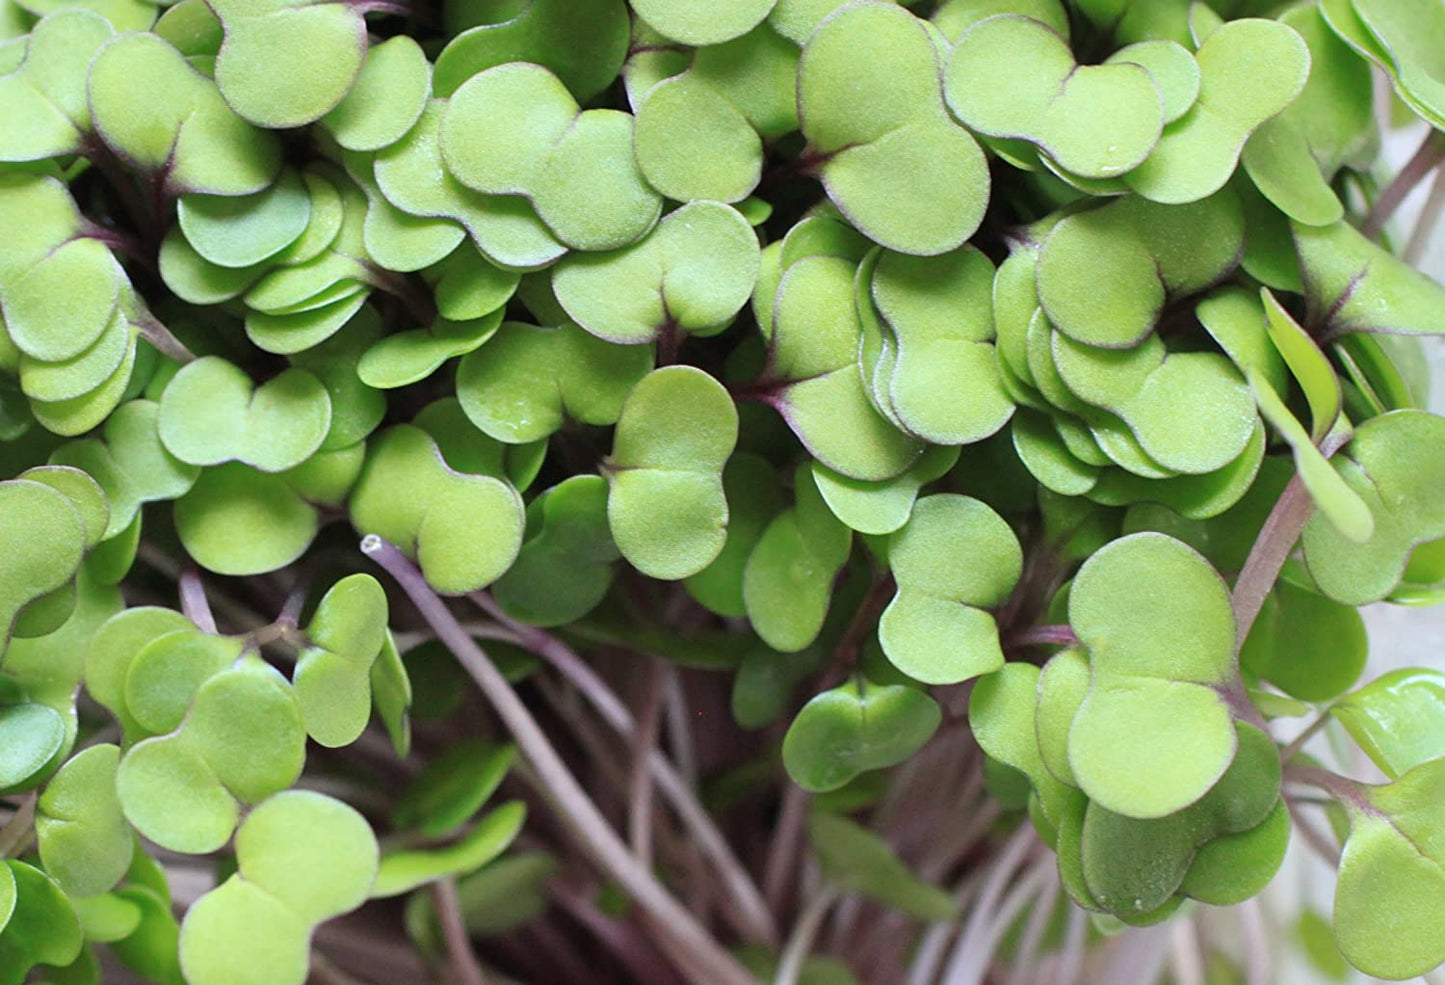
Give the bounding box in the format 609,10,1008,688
1066,532,1238,818
786,675,942,791
1333,757,1445,980
879,494,1019,685
604,366,737,581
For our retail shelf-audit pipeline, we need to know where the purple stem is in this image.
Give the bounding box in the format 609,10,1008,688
361,537,761,985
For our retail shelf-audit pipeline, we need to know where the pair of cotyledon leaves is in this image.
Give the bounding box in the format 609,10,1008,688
972,648,1287,923
350,366,735,594
0,465,108,661
84,576,402,852
0,174,150,437
1033,532,1243,821
948,9,1312,209
178,791,378,985
998,195,1267,518
749,213,1010,484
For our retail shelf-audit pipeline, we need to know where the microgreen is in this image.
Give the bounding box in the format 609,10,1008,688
879,494,1019,685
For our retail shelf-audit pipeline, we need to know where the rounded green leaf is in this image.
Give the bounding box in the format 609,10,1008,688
293,573,388,748
177,168,311,269
232,790,378,923
878,494,1019,685
174,464,319,576
553,201,759,345
209,0,367,128
321,36,430,152
1067,532,1237,818
177,877,309,985
348,425,525,593
456,321,653,444
634,76,762,202
605,366,738,580
36,743,133,898
798,2,987,255
783,678,940,793
158,357,331,473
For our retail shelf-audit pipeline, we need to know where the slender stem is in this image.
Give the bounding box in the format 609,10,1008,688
1006,877,1060,985
939,827,1039,985
1362,129,1445,238
1280,710,1332,763
1052,904,1088,985
82,136,154,239
1286,799,1342,866
136,542,269,630
468,592,778,947
367,266,437,326
1168,918,1205,985
1230,431,1348,650
0,794,36,858
772,889,839,985
1285,764,1370,810
662,673,698,786
433,878,488,985
1406,165,1445,266
763,784,810,917
132,308,197,365
1004,624,1078,650
548,883,681,985
629,661,666,865
362,538,760,985
904,872,986,985
1237,899,1273,985
1231,475,1312,650
179,567,218,634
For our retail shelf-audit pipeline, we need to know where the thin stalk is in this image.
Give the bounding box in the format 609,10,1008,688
363,537,760,985
629,661,667,864
433,878,488,985
135,544,268,632
940,834,1045,985
1167,918,1205,985
1405,165,1445,265
468,592,777,947
1285,764,1371,810
663,673,698,786
132,308,197,365
1230,475,1312,649
763,783,810,917
1237,899,1273,985
82,136,154,238
311,952,373,985
1286,800,1342,866
1362,129,1445,238
773,889,840,985
549,882,683,985
942,870,1054,985
179,567,218,634
1006,878,1060,985
1230,430,1348,650
0,793,36,858
1052,905,1088,985
1280,710,1332,763
1005,624,1078,650
904,872,986,985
